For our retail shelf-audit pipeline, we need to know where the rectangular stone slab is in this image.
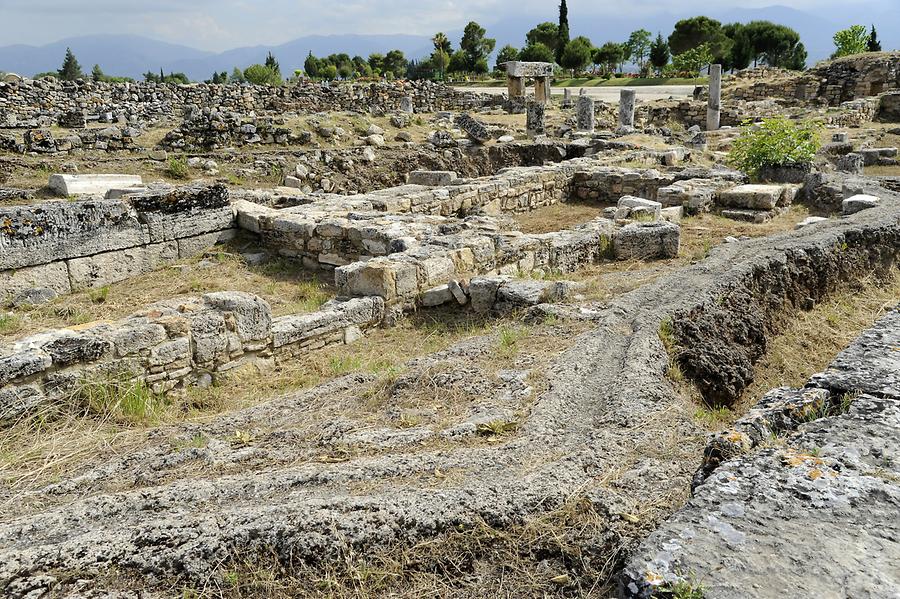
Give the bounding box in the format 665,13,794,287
48,174,143,197
505,61,554,78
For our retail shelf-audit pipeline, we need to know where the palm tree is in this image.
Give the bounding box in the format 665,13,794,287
432,32,453,79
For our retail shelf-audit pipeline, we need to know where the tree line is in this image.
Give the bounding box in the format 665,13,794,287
31,10,891,86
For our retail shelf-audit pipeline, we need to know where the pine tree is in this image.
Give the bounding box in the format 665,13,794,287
91,64,105,82
265,51,282,79
57,48,84,81
649,33,671,75
867,25,882,52
556,0,570,64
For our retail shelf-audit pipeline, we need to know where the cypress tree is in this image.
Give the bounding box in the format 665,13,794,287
867,25,882,52
57,48,84,81
556,0,570,64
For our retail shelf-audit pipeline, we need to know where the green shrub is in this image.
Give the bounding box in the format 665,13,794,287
74,374,166,424
166,156,190,180
728,117,821,178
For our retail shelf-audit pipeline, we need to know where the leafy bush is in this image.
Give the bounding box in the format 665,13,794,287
166,156,190,180
728,117,821,178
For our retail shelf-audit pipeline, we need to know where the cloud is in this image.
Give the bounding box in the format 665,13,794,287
0,0,883,50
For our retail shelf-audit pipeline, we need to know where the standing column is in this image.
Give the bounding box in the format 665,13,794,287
576,95,595,132
707,64,722,132
618,89,636,130
507,76,526,100
534,77,551,105
526,100,545,135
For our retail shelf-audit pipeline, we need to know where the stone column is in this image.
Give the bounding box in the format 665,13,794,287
534,77,551,105
618,89,636,130
526,101,545,135
507,76,526,100
400,96,414,113
707,64,722,132
576,95,595,132
562,87,572,108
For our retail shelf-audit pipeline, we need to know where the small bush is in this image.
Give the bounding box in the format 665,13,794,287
728,117,821,178
166,156,191,180
74,374,165,424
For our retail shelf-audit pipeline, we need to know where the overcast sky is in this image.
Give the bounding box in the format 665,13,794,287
0,0,893,50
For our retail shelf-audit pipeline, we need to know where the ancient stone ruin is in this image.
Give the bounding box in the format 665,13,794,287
0,51,899,598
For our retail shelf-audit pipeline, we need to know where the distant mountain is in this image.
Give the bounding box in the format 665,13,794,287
0,35,213,78
1,6,898,81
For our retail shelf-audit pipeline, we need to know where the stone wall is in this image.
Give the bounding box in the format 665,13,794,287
0,125,143,154
0,292,384,423
0,185,237,304
726,53,900,106
0,78,496,128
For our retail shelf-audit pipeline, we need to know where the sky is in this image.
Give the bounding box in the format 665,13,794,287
0,0,893,51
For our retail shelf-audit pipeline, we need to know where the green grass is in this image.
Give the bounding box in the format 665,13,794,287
0,312,23,335
75,374,167,424
165,156,191,180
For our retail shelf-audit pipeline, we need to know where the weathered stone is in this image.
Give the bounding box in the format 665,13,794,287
842,194,880,215
47,174,143,197
525,101,545,135
613,222,680,260
718,184,784,210
67,242,179,290
576,95,595,132
408,171,458,186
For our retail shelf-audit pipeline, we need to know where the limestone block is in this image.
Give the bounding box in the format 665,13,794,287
335,259,397,300
148,337,190,367
189,311,229,365
613,222,680,260
408,171,458,186
717,184,784,211
422,284,453,307
0,199,148,270
110,320,168,357
0,382,46,423
576,95,595,132
505,61,554,78
48,174,143,197
0,261,72,304
469,276,508,313
618,196,662,220
842,194,880,215
202,292,272,342
721,209,773,224
138,205,235,243
795,216,829,229
232,199,278,234
177,229,239,258
455,114,491,144
0,349,51,386
41,331,111,367
271,297,383,348
67,241,179,290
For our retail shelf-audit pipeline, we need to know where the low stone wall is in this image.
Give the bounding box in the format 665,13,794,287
726,53,900,107
0,185,237,304
0,292,384,423
0,125,143,154
0,78,496,129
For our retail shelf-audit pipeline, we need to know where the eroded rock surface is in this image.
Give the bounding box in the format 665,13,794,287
622,307,900,598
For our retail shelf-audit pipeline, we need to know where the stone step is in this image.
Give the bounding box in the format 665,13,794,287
48,174,143,197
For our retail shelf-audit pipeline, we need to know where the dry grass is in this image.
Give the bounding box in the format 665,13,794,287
2,251,333,342
736,271,900,413
512,201,609,234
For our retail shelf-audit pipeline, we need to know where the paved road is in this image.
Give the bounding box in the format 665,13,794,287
454,85,697,102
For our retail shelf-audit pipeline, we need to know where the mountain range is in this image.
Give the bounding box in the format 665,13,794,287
0,5,896,81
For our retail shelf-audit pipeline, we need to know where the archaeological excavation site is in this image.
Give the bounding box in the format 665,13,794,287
0,49,899,599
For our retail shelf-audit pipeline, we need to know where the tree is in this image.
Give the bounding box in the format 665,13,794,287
384,50,408,78
526,22,559,53
649,33,670,75
556,0,570,64
353,56,373,78
867,25,882,52
265,52,281,80
669,17,731,60
593,42,625,75
448,51,469,74
230,67,246,83
832,25,869,58
495,45,520,73
626,29,653,71
741,21,805,69
91,64,105,82
722,23,753,71
58,48,84,81
560,36,593,76
460,21,495,73
672,44,713,76
520,43,555,64
432,32,452,54
207,71,228,84
368,53,385,75
243,64,282,85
